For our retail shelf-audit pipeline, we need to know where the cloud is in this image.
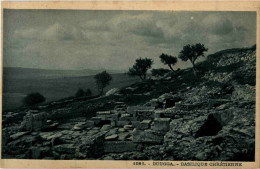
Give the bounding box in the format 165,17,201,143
202,15,234,35
42,23,85,41
3,10,256,70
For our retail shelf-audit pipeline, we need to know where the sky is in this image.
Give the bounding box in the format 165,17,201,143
3,10,256,71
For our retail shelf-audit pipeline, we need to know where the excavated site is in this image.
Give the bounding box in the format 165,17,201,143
2,46,256,161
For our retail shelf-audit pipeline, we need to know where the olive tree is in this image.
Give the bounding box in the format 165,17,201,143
94,71,112,95
128,58,153,80
179,43,208,76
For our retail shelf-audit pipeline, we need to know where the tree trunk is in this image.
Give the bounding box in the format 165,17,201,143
191,61,197,77
168,64,175,72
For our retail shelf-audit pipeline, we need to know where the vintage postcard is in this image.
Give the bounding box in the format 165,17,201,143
0,1,259,168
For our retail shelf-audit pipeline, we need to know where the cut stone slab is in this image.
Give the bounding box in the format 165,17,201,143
87,129,100,136
118,132,131,141
137,120,152,130
117,121,130,127
96,111,111,116
101,124,111,131
118,128,126,132
133,129,165,144
54,144,76,154
105,134,118,141
119,114,133,121
72,122,87,131
32,112,47,131
106,128,118,136
152,118,171,132
91,117,102,126
10,131,29,140
104,141,142,153
124,125,133,130
131,121,141,128
85,120,95,128
57,123,74,130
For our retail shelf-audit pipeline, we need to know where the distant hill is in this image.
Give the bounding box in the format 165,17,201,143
3,67,125,80
2,67,139,111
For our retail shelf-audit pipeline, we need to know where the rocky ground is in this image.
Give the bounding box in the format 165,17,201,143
1,46,256,161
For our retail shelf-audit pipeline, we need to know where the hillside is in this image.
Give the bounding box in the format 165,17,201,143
2,45,256,161
3,70,139,111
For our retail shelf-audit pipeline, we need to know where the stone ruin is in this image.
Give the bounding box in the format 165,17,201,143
1,87,255,160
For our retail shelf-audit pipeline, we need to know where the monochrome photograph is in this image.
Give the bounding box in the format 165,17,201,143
1,9,256,161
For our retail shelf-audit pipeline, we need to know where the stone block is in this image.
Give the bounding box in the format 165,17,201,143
54,144,76,154
78,132,106,158
85,120,95,128
117,121,130,127
10,131,29,140
20,112,33,131
91,117,102,126
30,146,41,159
104,141,142,153
101,124,111,131
131,121,141,128
133,129,165,144
105,134,118,141
135,110,154,121
119,113,134,121
124,125,133,130
118,132,131,141
96,111,111,116
152,118,171,132
127,106,155,115
143,129,165,144
137,120,152,130
32,112,47,131
111,113,119,121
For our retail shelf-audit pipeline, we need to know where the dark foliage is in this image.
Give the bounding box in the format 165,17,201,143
94,71,112,95
159,53,178,72
128,58,153,80
23,92,45,106
179,43,208,76
85,88,92,96
151,68,171,77
75,89,85,97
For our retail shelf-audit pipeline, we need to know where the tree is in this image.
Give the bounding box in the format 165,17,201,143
151,68,170,77
159,53,178,72
85,88,92,96
23,92,45,106
94,71,112,95
75,88,85,97
179,43,208,76
128,58,153,80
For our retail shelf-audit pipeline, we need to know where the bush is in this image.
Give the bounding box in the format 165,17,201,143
151,68,170,77
85,88,92,96
75,89,85,97
75,88,92,97
23,92,45,106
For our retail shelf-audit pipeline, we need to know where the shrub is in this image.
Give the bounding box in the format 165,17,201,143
151,68,170,77
85,88,92,96
75,88,92,97
75,89,85,97
23,92,45,106
94,71,112,95
128,58,153,80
